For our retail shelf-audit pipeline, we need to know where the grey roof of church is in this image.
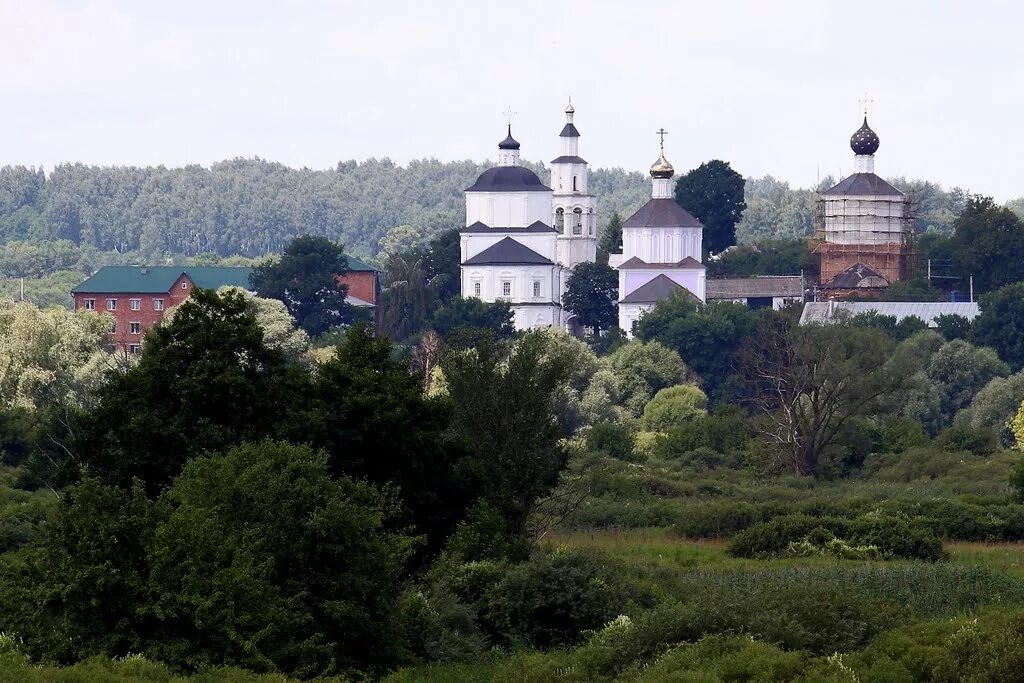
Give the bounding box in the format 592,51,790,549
821,173,904,197
462,237,553,266
706,276,804,299
550,155,588,164
623,198,703,228
619,274,700,304
559,123,580,138
821,262,890,289
461,220,557,233
465,166,552,193
617,256,705,270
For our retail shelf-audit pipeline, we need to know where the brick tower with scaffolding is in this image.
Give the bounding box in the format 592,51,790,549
813,115,914,294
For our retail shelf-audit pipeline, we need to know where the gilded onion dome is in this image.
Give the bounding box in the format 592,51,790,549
650,152,674,179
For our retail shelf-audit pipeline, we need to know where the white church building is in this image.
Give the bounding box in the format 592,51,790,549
460,102,597,330
609,133,706,335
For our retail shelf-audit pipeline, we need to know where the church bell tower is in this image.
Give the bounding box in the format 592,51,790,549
551,99,598,268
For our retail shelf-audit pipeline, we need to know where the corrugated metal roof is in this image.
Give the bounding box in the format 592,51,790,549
799,301,981,327
707,276,804,299
72,266,253,294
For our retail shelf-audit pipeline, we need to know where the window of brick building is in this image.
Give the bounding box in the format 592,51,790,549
154,299,165,311
84,299,96,311
130,298,141,311
129,344,141,355
130,322,141,335
106,298,117,311
109,322,116,334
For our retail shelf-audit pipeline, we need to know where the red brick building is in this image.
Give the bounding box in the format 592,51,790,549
72,259,381,352
72,266,254,353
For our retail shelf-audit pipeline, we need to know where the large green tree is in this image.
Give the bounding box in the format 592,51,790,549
597,211,623,263
74,288,303,492
634,295,759,402
430,296,515,347
250,235,352,337
674,160,746,255
972,282,1024,370
949,195,1024,294
741,316,915,476
441,332,571,541
562,262,618,334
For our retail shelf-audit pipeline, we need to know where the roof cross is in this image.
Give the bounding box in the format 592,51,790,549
502,105,518,126
859,92,874,117
656,127,668,152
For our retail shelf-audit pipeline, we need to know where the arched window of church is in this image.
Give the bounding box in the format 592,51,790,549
665,234,673,261
572,176,578,192
652,234,659,262
473,282,481,297
572,207,583,235
555,207,564,231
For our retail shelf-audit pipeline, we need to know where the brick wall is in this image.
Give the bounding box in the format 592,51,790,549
73,274,195,352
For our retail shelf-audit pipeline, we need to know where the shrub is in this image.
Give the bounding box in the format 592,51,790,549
879,418,930,453
445,499,526,562
484,549,632,649
586,422,636,461
935,424,1000,455
640,385,707,432
727,513,944,561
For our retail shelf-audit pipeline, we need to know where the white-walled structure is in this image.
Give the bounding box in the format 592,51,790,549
609,134,706,335
460,103,597,331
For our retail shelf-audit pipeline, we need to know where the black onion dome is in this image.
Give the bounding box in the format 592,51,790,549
498,124,520,150
850,116,880,155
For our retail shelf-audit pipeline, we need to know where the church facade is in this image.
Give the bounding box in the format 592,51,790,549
460,103,597,330
608,134,706,335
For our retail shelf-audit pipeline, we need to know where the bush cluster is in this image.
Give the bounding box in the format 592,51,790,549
726,513,945,561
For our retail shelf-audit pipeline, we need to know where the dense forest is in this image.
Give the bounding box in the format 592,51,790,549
0,159,995,268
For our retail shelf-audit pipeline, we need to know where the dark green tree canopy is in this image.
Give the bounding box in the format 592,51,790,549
251,235,352,337
562,262,618,334
973,282,1024,371
634,294,759,402
950,195,1024,294
674,160,747,255
74,288,303,492
430,296,515,347
597,211,623,264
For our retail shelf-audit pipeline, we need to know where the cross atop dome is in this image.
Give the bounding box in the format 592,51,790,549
650,128,674,180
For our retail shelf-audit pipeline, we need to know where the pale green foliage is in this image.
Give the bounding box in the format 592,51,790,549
0,300,117,411
735,175,815,242
378,224,425,261
530,328,603,433
607,340,689,416
641,384,708,431
580,369,622,425
216,286,309,356
903,340,1009,435
1011,401,1024,452
956,371,1024,445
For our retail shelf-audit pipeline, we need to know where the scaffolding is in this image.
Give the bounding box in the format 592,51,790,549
811,192,916,287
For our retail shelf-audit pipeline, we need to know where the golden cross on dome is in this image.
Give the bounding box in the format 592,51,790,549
859,92,873,117
502,105,518,126
656,127,668,151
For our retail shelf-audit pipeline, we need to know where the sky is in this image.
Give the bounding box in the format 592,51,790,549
1,0,1022,200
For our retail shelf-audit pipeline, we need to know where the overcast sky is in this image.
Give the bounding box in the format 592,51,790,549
1,0,1021,199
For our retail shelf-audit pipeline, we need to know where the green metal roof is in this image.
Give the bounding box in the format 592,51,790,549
344,254,379,272
72,266,254,294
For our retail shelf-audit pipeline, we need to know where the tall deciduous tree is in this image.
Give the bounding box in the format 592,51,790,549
740,316,914,476
74,288,303,492
972,282,1024,371
562,262,618,335
634,295,758,402
250,235,352,337
950,195,1024,294
442,332,571,540
597,211,623,263
674,160,746,255
430,296,515,348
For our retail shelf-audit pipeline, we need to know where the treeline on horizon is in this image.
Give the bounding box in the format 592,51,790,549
0,157,1002,277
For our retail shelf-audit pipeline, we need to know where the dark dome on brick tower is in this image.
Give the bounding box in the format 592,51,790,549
850,116,880,155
